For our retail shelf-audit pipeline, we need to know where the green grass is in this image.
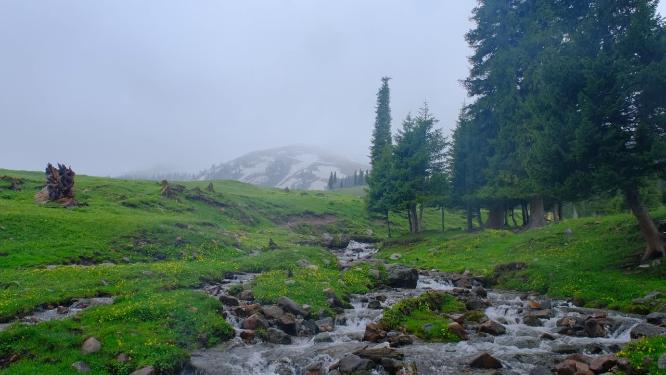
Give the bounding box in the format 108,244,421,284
379,212,666,313
618,337,666,375
380,290,464,342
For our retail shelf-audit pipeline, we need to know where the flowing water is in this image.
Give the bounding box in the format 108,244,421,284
185,242,645,375
0,297,114,332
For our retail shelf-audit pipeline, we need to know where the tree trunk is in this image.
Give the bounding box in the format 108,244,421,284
521,202,529,226
418,204,424,232
528,196,546,228
412,204,420,233
476,206,484,230
407,211,413,233
386,211,392,238
466,204,474,232
504,207,509,228
625,187,665,261
552,202,561,222
572,204,579,219
486,205,504,230
510,207,518,227
441,205,445,232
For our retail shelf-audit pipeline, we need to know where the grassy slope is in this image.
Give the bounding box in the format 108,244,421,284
0,169,391,374
1,169,664,373
380,212,666,313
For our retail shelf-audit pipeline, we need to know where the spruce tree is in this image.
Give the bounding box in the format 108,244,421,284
367,77,394,235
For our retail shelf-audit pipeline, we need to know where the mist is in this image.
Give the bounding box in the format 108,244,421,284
1,1,664,176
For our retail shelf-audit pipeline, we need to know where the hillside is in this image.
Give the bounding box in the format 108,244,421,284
196,145,369,190
0,169,664,374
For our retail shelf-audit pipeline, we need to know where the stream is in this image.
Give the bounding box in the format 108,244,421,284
184,241,649,375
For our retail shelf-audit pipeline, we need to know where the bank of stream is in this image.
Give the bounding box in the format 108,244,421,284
184,241,660,375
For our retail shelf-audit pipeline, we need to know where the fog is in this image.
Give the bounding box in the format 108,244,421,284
1,1,664,176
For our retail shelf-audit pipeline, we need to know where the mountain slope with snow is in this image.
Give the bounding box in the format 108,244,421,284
197,145,369,190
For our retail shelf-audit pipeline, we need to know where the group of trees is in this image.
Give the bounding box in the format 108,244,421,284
368,0,665,261
452,0,665,261
367,78,449,236
327,170,369,190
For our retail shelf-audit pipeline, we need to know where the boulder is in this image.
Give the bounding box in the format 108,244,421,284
237,303,262,317
367,300,381,309
261,305,285,320
386,265,419,288
298,319,319,336
553,344,578,354
523,315,544,327
387,332,413,347
355,346,405,361
314,332,333,343
238,290,254,301
315,317,334,332
278,313,297,335
71,361,91,373
589,355,617,373
239,330,256,343
469,352,502,369
646,312,666,326
447,322,469,340
264,327,292,345
337,354,373,374
218,294,240,306
553,359,593,375
130,367,155,375
630,323,666,339
529,365,552,375
479,320,506,336
305,362,325,375
81,337,101,354
472,286,487,298
241,313,268,330
363,322,386,342
277,296,308,317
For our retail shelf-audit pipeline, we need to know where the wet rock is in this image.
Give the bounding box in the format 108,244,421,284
264,327,292,344
469,352,502,369
336,354,373,374
314,332,333,343
130,366,155,375
553,359,592,375
589,354,617,373
553,344,578,354
479,320,506,336
454,277,473,289
57,306,69,314
464,296,489,311
239,330,255,343
315,317,334,332
277,313,297,335
447,322,469,340
472,286,487,298
218,294,240,306
646,312,666,325
529,365,551,375
241,313,268,330
328,296,352,309
262,305,285,320
387,332,413,347
277,296,308,317
523,315,544,327
363,322,386,342
367,300,381,309
540,332,556,340
630,322,666,339
237,303,261,317
380,357,405,373
632,291,661,305
297,319,319,336
305,362,325,375
81,337,101,354
355,346,405,361
71,361,91,373
386,265,419,288
238,290,254,301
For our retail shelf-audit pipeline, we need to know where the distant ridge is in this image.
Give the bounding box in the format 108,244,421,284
196,145,369,190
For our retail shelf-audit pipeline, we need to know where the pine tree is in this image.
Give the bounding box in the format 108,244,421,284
367,77,394,235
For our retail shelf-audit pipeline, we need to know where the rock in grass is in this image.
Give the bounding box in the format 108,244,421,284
71,361,91,373
658,353,666,370
646,312,666,325
81,337,101,354
130,366,155,375
116,352,129,362
630,323,666,339
469,352,502,369
277,296,308,317
447,322,469,340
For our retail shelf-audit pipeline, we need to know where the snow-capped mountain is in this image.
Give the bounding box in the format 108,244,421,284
197,145,369,190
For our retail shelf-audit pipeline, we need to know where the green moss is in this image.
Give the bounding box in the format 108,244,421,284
380,291,464,342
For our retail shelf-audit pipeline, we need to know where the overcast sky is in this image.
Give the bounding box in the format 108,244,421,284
1,1,664,176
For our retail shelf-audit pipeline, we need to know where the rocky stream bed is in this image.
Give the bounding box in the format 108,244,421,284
180,241,666,375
